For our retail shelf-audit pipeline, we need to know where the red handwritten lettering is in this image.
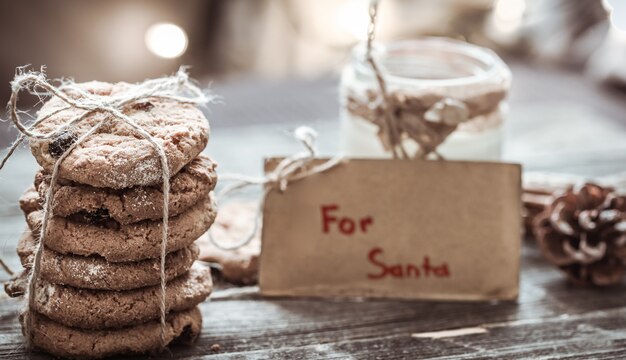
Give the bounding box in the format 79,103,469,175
367,247,386,279
320,204,373,236
366,247,450,279
360,217,373,232
339,218,355,234
321,204,339,233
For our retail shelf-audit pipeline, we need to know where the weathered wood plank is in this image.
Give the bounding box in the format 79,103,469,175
1,252,625,359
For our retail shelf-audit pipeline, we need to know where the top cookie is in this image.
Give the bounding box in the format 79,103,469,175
29,81,210,189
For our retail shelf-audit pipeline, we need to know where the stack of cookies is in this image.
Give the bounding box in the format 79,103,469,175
4,81,218,358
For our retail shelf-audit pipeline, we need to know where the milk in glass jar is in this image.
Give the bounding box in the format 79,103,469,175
340,38,512,161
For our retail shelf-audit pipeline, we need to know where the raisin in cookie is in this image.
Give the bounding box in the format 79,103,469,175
24,194,217,262
17,231,198,290
23,307,202,359
29,81,210,189
34,155,217,224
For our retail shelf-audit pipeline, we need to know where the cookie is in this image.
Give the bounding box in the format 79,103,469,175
29,81,210,189
17,231,198,290
34,155,217,224
197,202,260,285
23,306,202,359
18,186,40,214
24,194,217,262
12,264,212,329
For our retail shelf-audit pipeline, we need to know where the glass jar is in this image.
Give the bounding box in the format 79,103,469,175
339,38,512,161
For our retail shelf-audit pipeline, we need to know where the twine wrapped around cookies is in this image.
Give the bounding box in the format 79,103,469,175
208,127,345,250
0,258,14,276
349,0,507,160
0,67,211,347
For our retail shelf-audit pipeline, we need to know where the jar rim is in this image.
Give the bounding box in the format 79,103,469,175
352,37,511,88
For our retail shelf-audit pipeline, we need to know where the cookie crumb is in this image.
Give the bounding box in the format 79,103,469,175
211,343,221,353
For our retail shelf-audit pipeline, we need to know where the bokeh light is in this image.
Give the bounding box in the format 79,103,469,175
145,22,188,59
493,0,526,35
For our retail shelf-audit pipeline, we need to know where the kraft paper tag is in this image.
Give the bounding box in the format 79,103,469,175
260,159,522,301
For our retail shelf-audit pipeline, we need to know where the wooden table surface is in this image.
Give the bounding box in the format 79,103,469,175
1,62,626,359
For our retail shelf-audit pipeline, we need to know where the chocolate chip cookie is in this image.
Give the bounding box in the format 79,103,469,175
12,264,212,329
29,81,210,189
197,202,260,285
24,194,217,262
17,231,198,290
23,306,202,359
34,155,217,224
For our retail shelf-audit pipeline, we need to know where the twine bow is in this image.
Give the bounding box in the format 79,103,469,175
0,67,211,347
208,127,345,250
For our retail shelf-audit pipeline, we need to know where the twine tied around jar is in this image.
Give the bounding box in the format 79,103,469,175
352,0,507,160
0,67,212,348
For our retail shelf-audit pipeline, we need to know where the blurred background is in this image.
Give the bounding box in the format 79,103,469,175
0,0,625,171
0,0,623,82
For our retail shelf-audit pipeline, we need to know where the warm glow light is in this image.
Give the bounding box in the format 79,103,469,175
494,0,526,22
145,23,188,59
334,0,370,41
492,0,526,35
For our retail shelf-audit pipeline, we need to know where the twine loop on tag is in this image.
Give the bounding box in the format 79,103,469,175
0,66,211,348
208,127,345,251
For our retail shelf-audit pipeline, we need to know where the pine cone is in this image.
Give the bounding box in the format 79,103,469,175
533,183,626,286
